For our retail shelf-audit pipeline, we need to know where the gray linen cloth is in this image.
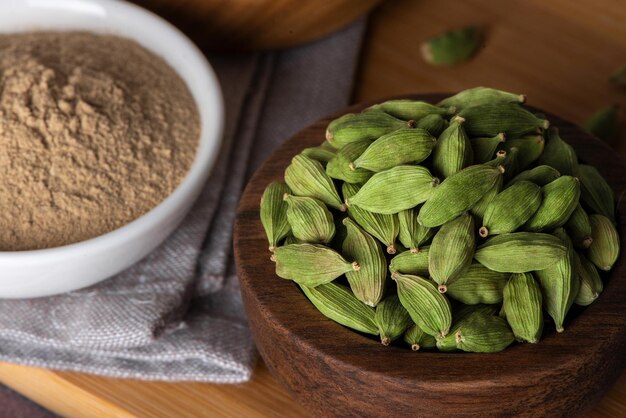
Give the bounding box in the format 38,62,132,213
0,20,365,383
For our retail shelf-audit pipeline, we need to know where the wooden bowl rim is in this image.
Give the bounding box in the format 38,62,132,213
235,94,626,384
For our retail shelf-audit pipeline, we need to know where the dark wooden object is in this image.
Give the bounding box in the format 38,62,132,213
131,0,381,51
234,94,626,418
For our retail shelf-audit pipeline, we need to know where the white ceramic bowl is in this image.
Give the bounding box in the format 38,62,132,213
0,0,224,298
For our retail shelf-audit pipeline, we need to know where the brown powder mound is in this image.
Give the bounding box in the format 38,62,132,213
0,32,200,251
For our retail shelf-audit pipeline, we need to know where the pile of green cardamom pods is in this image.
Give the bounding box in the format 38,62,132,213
259,86,620,352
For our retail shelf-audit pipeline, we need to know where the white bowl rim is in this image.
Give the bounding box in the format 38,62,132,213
0,0,224,261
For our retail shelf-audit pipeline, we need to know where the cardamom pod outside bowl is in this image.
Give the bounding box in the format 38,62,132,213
234,94,626,417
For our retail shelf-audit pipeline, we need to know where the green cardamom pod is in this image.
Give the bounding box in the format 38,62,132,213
260,182,291,252
416,113,449,137
537,127,578,176
480,181,542,237
584,105,618,143
285,154,345,211
433,116,474,178
421,26,482,67
502,273,543,343
565,204,593,249
577,164,615,221
352,128,436,172
524,176,580,232
342,182,399,254
347,166,439,214
470,133,506,163
459,103,550,138
403,323,437,351
368,100,455,121
436,304,501,351
506,165,560,188
342,218,387,307
326,140,373,184
326,110,415,148
611,64,626,88
284,194,335,244
389,247,430,276
429,213,475,293
397,207,434,253
574,252,604,306
475,232,567,273
500,134,544,170
455,303,500,319
438,87,526,110
301,143,337,164
273,243,358,287
435,306,474,352
392,272,452,337
440,310,514,353
300,282,378,335
470,174,503,220
446,263,510,305
375,294,413,345
535,228,579,333
587,214,620,271
435,334,458,352
455,312,514,353
325,111,411,148
418,164,504,227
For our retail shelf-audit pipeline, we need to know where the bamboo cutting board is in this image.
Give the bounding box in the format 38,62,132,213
2,0,626,416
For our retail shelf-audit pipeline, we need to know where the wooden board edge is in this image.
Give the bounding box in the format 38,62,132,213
0,362,135,418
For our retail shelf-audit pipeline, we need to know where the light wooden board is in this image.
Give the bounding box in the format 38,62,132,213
356,0,626,151
1,0,626,416
0,362,310,418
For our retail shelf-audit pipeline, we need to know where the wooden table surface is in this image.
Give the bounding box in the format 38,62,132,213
1,0,626,416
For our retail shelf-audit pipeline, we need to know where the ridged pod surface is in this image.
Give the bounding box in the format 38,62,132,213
260,182,291,251
375,294,413,345
418,164,503,227
535,228,579,333
503,273,543,343
428,213,475,292
393,273,452,337
300,283,378,335
342,218,387,307
285,154,344,210
348,166,438,214
474,232,567,273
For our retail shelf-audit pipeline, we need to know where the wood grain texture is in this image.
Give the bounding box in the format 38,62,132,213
356,0,626,152
234,95,626,417
2,0,626,416
132,0,381,51
0,361,310,418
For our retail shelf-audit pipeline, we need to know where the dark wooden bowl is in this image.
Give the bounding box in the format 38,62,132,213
234,94,626,417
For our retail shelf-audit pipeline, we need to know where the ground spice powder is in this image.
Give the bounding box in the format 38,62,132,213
0,32,200,250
